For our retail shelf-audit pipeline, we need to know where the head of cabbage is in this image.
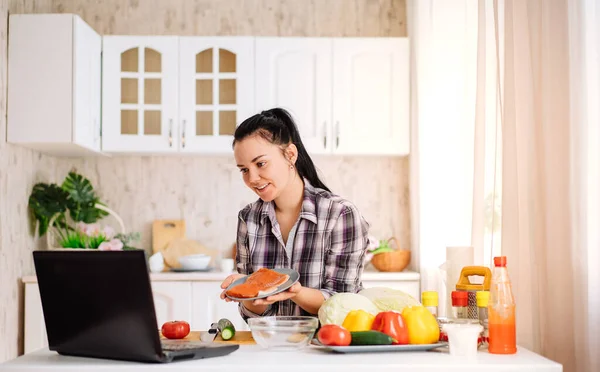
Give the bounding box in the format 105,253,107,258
358,287,421,313
317,293,379,325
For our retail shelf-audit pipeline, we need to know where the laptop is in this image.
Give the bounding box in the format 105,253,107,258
32,250,239,363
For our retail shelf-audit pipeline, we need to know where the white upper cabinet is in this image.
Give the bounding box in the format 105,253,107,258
7,14,102,156
255,37,410,156
255,38,333,155
102,36,179,153
102,36,254,154
333,38,410,155
179,37,254,154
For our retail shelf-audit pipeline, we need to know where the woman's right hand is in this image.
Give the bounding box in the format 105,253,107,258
220,273,246,302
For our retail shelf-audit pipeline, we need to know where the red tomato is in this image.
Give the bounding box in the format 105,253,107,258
161,320,190,339
317,324,351,346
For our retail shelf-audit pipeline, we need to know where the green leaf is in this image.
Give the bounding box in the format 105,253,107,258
28,183,69,236
61,172,108,223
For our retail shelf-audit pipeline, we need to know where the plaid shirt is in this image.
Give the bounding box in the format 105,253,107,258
235,180,370,321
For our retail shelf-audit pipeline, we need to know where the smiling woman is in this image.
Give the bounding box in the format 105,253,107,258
219,108,371,322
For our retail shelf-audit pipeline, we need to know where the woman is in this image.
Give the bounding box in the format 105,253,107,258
220,108,370,321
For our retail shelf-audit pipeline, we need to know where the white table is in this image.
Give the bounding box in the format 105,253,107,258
0,345,562,372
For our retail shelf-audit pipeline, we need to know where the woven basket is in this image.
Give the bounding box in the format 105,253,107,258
46,204,126,250
370,237,411,272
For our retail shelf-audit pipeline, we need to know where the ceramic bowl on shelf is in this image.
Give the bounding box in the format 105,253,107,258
177,254,211,271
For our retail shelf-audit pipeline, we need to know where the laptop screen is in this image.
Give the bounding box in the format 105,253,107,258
33,250,163,362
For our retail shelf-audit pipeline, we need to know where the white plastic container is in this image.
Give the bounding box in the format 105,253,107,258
442,323,483,357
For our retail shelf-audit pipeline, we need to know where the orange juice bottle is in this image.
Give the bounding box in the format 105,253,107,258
488,256,517,354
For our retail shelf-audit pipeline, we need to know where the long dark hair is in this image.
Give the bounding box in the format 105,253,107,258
233,108,331,192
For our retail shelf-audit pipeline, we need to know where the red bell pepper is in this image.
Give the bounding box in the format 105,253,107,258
371,311,409,345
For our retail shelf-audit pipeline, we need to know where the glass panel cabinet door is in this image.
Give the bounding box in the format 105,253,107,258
102,36,179,153
332,38,410,156
179,37,254,153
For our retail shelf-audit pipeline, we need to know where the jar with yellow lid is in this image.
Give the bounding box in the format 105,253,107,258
476,290,490,347
421,291,438,317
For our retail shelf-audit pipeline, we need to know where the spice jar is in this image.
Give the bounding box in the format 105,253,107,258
421,291,439,318
476,291,490,348
451,291,469,319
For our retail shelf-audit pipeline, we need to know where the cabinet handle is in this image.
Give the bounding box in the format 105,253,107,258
336,121,340,149
182,120,186,149
323,121,327,148
168,119,173,148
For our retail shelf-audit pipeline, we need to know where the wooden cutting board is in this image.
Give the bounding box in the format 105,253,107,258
162,238,218,269
202,331,255,345
152,220,185,254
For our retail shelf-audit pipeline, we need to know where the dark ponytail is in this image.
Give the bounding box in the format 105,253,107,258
233,108,331,192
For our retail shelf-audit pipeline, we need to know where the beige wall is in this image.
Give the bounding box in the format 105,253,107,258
0,0,408,362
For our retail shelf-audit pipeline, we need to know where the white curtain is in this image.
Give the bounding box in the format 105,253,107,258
410,0,599,371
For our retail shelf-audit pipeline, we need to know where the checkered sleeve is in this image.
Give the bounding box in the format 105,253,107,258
235,209,278,322
321,205,370,300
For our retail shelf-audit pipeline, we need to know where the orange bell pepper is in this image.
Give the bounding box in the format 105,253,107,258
371,311,409,345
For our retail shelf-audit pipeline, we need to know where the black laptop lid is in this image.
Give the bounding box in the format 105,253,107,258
33,250,163,362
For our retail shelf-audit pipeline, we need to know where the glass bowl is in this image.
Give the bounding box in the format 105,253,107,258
248,316,319,351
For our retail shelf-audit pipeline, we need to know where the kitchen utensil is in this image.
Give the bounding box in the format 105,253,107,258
248,316,318,351
311,339,447,354
178,254,211,271
201,323,219,343
152,220,185,254
455,266,492,319
224,268,300,301
148,252,165,273
162,238,217,269
220,258,235,273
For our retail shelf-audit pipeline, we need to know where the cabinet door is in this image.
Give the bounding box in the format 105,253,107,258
255,38,332,155
179,37,254,154
191,282,249,332
72,16,102,152
102,36,179,153
151,282,192,329
333,38,410,155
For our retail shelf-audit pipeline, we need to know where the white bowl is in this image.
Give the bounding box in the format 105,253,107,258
178,254,211,271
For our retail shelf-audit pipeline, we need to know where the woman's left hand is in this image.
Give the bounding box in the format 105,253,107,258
252,282,302,306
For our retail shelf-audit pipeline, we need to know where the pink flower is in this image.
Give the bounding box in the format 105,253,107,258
102,226,115,239
98,239,124,251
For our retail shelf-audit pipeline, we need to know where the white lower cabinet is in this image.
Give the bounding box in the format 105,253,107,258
150,282,192,329
190,282,249,332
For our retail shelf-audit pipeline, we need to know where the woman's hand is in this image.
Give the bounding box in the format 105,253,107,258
251,282,303,306
220,273,246,302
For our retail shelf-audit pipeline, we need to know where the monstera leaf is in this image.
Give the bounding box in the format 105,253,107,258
28,183,69,236
61,172,108,223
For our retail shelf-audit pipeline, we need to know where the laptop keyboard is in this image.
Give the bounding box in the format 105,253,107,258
161,341,206,351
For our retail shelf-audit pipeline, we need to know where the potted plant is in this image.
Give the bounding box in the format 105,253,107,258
28,171,140,250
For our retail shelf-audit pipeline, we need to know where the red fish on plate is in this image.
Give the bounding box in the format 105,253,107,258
226,268,290,298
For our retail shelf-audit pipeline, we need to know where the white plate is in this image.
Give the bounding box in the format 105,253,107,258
225,268,300,301
311,339,448,353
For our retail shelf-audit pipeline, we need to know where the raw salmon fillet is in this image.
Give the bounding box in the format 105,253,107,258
226,268,289,298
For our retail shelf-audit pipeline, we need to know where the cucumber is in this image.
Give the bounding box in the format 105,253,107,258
350,331,394,346
217,318,236,341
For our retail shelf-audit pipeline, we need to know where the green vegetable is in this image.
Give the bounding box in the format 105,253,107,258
358,287,421,313
350,330,395,345
217,318,236,340
370,247,395,255
317,293,379,326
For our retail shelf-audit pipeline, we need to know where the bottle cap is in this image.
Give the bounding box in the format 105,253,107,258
476,291,490,307
494,256,507,267
421,291,438,307
451,291,468,307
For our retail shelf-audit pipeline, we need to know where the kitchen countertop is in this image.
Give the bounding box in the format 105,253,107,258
22,270,420,283
0,345,562,372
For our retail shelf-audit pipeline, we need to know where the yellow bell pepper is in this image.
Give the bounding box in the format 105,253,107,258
341,310,375,332
401,305,440,344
